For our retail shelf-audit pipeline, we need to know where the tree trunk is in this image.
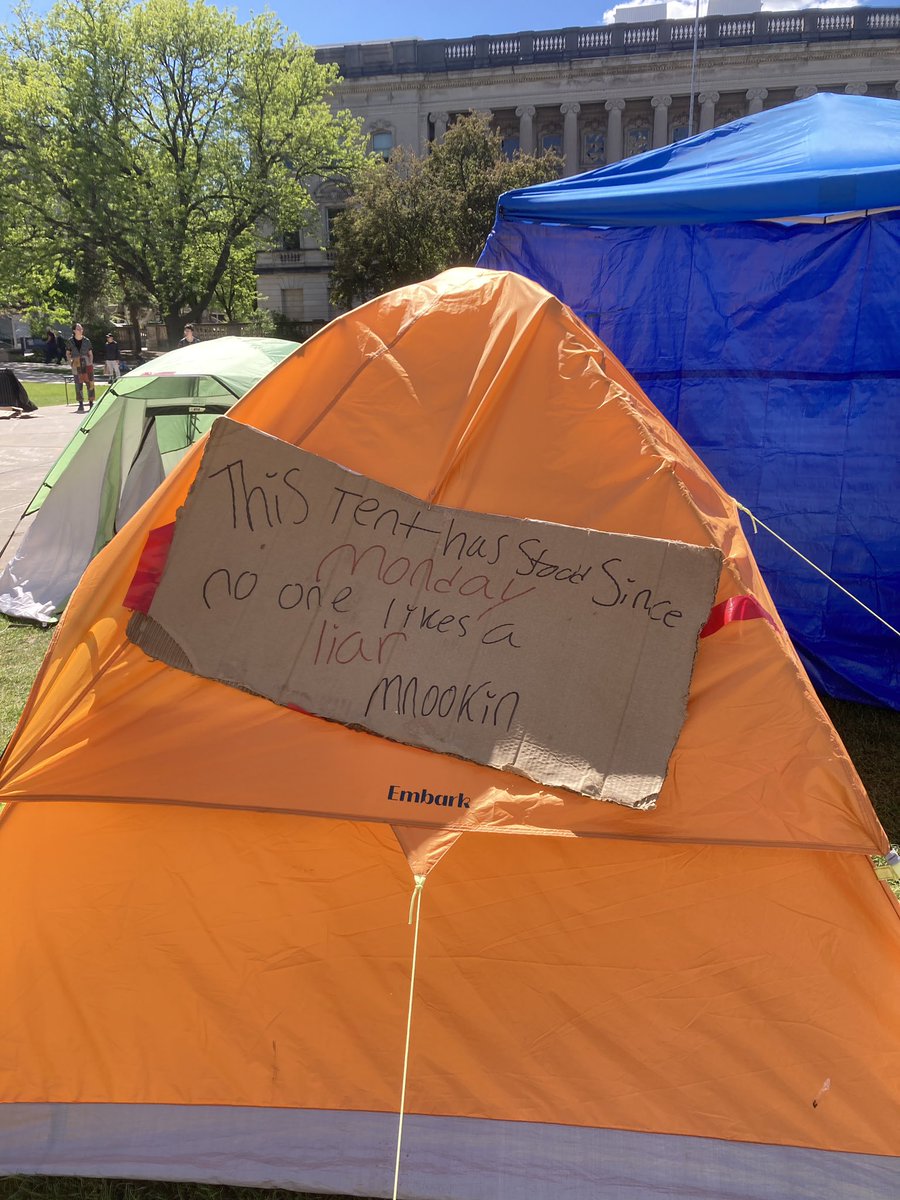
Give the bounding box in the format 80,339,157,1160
165,310,202,349
165,313,185,350
128,301,143,361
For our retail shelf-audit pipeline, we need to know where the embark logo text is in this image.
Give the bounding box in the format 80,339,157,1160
387,784,471,809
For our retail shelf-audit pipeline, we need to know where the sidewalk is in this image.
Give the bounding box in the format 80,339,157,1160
6,359,148,384
0,404,85,559
3,361,72,383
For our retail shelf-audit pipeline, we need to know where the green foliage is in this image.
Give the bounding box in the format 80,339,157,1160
268,309,324,342
0,205,77,324
330,111,562,307
212,231,264,322
0,0,365,338
240,305,277,337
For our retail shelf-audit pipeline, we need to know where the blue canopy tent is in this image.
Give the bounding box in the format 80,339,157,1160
480,93,900,708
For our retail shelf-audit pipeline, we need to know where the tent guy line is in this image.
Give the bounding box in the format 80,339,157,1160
483,93,900,707
735,500,900,639
394,874,428,1200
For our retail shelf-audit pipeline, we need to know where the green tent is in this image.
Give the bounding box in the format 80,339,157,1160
0,336,299,623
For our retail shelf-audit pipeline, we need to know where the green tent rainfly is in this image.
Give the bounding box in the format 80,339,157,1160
0,337,299,624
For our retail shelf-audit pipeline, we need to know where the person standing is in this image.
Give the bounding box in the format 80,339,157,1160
66,322,95,413
104,332,122,382
178,322,199,347
43,329,58,364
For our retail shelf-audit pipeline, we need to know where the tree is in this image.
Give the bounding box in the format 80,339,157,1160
0,0,365,344
330,112,562,308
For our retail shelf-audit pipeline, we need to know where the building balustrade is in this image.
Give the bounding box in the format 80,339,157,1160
279,8,900,329
624,24,659,47
317,7,900,76
719,17,755,38
577,30,613,51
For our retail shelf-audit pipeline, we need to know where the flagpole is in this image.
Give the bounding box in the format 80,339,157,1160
687,0,702,136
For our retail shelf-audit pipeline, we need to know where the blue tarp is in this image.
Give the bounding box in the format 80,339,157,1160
480,95,900,707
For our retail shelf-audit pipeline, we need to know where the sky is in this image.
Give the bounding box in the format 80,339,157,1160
4,0,896,45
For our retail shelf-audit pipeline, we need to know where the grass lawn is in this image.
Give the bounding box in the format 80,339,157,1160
0,621,50,744
20,382,109,408
0,617,897,1200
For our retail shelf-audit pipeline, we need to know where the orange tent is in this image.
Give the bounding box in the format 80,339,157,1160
1,268,898,1197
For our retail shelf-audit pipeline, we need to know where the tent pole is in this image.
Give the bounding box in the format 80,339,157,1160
687,0,702,137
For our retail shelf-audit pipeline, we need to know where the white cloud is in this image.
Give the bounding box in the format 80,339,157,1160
763,0,864,7
602,0,859,22
760,0,857,8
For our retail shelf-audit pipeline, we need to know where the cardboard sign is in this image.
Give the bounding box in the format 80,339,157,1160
128,419,721,808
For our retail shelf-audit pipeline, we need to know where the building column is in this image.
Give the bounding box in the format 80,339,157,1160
561,102,581,173
651,94,672,148
429,111,449,143
605,99,625,164
698,90,719,133
844,83,868,96
516,105,536,155
794,85,817,101
746,87,768,115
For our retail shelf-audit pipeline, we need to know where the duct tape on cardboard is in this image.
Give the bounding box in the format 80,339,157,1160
128,419,721,808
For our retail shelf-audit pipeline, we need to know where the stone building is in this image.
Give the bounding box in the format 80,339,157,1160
255,5,900,327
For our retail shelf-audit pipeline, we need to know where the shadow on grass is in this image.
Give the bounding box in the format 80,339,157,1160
0,1180,365,1200
820,693,900,844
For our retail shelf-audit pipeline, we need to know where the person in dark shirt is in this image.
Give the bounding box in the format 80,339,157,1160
43,329,57,365
104,333,122,382
178,323,199,347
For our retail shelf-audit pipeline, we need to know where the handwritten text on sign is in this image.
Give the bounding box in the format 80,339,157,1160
128,419,721,808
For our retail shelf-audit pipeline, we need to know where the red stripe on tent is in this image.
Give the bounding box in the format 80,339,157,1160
701,595,777,638
121,529,778,635
123,523,176,613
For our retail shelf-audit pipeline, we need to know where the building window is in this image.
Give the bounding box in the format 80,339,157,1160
501,134,520,159
540,132,562,156
625,123,651,158
281,229,302,251
281,288,304,321
669,116,690,143
325,207,343,246
371,130,394,159
582,130,606,165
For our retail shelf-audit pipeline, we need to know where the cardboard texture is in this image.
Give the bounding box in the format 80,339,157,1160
128,419,721,807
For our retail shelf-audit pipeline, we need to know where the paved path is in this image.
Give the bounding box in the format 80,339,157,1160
6,361,144,385
0,405,86,560
11,363,71,383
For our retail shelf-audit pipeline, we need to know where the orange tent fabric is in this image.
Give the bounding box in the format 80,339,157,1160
1,269,898,1197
